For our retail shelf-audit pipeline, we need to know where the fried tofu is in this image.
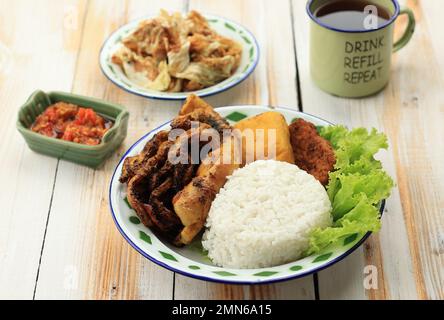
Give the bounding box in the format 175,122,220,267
234,111,295,165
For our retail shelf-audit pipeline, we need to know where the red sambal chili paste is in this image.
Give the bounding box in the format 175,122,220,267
31,102,113,146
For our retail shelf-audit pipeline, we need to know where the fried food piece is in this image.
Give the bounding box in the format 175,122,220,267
187,10,213,36
171,94,231,134
173,138,241,245
170,94,240,245
289,119,336,186
148,178,186,239
121,94,236,246
179,93,214,115
126,139,174,225
234,112,295,165
126,133,198,242
171,108,230,134
120,131,169,184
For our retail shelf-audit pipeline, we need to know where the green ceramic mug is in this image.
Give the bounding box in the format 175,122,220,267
307,0,415,97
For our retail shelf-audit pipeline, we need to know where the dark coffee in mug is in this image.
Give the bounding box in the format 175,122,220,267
308,0,415,97
314,0,392,31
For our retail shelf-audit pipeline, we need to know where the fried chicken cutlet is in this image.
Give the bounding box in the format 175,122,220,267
289,119,336,186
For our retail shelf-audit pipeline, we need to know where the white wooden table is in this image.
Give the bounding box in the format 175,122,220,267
0,0,442,300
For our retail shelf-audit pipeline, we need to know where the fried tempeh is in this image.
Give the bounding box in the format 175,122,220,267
289,118,336,186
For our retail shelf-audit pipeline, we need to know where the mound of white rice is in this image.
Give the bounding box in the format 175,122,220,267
202,160,332,269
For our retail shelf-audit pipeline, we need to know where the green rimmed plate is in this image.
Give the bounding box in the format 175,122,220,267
99,13,260,100
109,106,385,284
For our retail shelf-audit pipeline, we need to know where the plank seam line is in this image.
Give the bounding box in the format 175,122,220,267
289,0,304,112
313,273,320,300
70,0,91,93
182,0,190,15
32,160,60,299
172,273,176,301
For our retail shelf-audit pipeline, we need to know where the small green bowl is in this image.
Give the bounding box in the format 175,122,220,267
17,90,129,168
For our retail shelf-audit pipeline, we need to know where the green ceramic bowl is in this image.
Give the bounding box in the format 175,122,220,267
17,90,129,168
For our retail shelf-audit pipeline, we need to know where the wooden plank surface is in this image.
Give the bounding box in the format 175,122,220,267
292,0,443,299
0,0,88,299
0,0,442,300
385,0,443,299
34,0,184,300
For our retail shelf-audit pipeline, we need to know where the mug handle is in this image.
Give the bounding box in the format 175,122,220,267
393,7,416,52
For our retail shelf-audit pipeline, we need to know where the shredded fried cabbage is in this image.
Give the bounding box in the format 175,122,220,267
112,10,243,92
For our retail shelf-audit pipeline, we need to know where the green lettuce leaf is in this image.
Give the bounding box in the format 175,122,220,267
335,128,388,169
336,196,382,229
326,157,383,202
331,170,394,220
307,125,394,255
320,126,388,169
319,125,348,149
306,198,381,255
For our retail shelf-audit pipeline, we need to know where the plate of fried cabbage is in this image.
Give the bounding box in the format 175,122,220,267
100,10,259,100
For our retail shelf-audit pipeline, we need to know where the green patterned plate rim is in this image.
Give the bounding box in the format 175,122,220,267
109,106,385,284
100,13,260,100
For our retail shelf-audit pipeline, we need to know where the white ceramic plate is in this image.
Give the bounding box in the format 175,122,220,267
100,14,260,100
109,106,384,284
